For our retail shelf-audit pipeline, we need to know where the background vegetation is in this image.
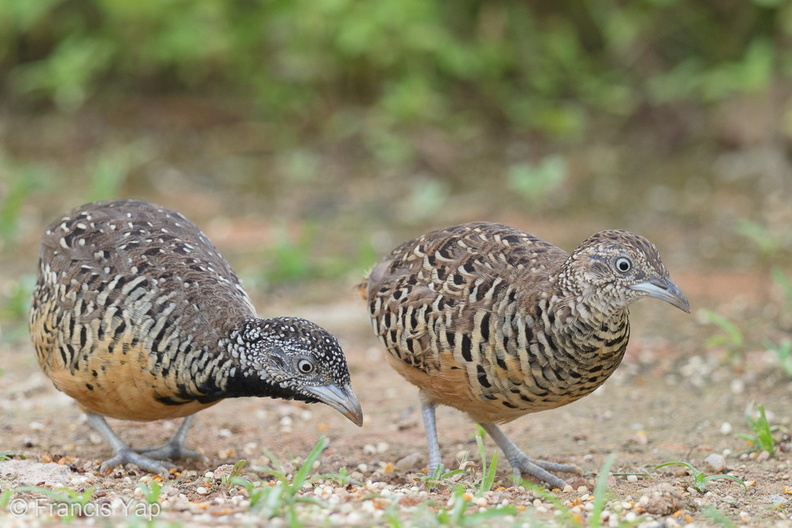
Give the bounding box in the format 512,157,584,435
0,0,790,304
2,0,790,133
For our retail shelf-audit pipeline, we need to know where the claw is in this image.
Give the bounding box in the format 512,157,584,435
511,457,580,490
480,422,581,490
99,448,174,477
136,444,204,461
86,413,198,477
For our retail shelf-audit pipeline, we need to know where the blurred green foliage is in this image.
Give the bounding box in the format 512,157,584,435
507,156,567,205
257,223,377,289
1,0,788,143
85,140,152,202
0,152,52,247
0,274,36,344
263,225,321,286
698,308,745,364
772,268,792,316
764,338,792,376
737,219,790,260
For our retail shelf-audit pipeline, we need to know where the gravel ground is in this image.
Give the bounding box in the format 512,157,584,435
1,275,792,527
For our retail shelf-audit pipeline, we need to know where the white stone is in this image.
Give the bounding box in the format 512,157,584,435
704,453,726,473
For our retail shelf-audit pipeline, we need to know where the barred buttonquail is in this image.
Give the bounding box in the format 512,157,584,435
30,199,363,475
362,222,689,489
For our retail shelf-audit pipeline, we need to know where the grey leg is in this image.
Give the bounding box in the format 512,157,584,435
480,422,581,489
420,399,443,475
136,415,202,461
86,413,173,476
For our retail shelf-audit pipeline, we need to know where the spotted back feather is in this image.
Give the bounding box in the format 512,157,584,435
363,222,676,423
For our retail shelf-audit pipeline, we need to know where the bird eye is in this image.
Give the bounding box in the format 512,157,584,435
297,359,315,374
615,257,632,273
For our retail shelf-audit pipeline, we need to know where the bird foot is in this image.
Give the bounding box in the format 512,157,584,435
135,443,203,462
510,457,582,490
426,463,449,480
99,448,174,477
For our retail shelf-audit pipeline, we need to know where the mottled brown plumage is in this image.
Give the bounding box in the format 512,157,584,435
31,199,362,475
362,222,689,488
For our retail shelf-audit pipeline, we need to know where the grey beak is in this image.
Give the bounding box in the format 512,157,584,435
305,383,363,426
630,277,690,313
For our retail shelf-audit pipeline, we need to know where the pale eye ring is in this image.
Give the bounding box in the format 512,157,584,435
615,257,632,273
297,359,315,374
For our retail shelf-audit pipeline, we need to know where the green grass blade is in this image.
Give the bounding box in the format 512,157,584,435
703,506,738,528
702,474,747,490
589,453,616,528
655,461,696,472
479,451,498,496
290,436,329,493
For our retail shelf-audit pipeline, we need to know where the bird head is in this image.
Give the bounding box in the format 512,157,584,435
560,230,690,315
231,317,363,426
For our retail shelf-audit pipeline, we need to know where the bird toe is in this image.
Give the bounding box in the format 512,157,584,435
531,459,582,475
510,458,571,490
137,444,204,461
99,448,175,476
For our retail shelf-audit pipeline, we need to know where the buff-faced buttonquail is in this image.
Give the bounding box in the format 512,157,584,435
30,199,363,475
361,222,689,489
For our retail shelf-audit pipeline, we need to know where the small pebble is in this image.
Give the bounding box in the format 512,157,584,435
704,453,726,473
720,422,733,435
627,475,638,483
395,452,422,471
195,486,209,495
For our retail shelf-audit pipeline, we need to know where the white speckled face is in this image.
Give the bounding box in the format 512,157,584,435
226,316,361,425
232,316,351,393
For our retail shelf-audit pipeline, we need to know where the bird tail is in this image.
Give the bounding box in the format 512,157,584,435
355,273,371,301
